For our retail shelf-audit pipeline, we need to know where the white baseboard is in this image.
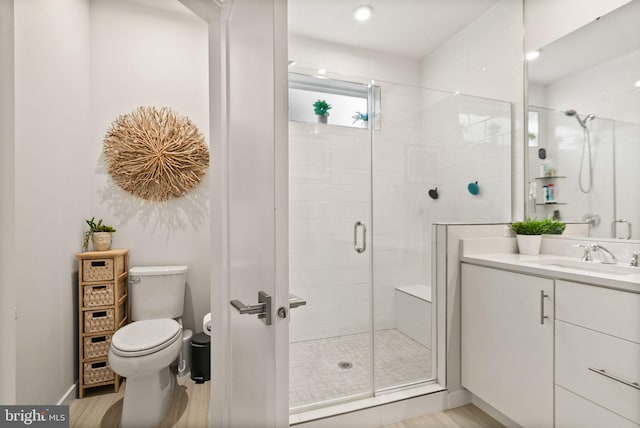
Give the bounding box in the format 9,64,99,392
57,382,77,406
447,388,472,409
471,395,520,428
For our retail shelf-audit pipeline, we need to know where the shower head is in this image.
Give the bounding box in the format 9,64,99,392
564,109,595,128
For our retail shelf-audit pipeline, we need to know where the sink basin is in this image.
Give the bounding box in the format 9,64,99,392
530,259,640,275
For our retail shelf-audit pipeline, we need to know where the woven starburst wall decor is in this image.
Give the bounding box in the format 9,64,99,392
103,106,209,201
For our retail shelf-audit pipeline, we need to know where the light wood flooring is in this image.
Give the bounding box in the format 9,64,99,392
70,373,210,428
71,376,500,428
382,404,504,428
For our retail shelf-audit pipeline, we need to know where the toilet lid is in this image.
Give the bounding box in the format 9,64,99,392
111,319,182,357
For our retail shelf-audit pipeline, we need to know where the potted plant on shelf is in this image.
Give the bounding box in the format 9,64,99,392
83,217,117,252
510,218,566,255
313,100,332,124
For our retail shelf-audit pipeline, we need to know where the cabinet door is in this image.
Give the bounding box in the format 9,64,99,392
461,263,554,428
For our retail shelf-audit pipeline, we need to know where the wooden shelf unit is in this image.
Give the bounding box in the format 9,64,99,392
76,249,129,398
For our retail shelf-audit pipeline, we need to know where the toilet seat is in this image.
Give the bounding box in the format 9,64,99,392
111,319,182,357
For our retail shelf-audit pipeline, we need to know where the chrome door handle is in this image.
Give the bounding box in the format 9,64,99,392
230,291,272,325
354,221,366,253
288,293,307,309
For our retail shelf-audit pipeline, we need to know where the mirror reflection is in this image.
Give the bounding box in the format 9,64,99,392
526,0,640,240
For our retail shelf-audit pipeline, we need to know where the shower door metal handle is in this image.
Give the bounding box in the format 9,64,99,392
230,291,272,325
354,221,366,253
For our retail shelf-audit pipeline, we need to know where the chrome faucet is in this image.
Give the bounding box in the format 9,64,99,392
631,251,639,267
590,244,618,264
573,244,592,262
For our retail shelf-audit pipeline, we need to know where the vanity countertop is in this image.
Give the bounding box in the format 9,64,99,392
461,253,640,293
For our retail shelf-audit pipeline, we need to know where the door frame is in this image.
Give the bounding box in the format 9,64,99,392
195,0,289,426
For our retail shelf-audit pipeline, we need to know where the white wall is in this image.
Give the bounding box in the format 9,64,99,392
90,0,210,336
544,50,640,125
421,0,524,221
0,0,16,405
289,34,421,87
13,0,92,404
7,0,209,405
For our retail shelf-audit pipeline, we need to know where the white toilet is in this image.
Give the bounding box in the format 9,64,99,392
108,265,187,428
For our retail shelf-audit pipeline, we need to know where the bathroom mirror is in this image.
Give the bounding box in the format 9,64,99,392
526,0,640,240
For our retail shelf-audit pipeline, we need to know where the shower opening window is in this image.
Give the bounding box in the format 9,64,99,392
289,73,370,128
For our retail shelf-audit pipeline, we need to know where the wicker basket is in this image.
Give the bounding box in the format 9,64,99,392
83,259,114,282
84,309,114,333
83,334,112,359
83,361,115,385
83,284,114,307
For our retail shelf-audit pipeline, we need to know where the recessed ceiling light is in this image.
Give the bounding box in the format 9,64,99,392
288,60,296,67
635,79,640,88
317,67,327,75
354,5,373,21
526,50,541,61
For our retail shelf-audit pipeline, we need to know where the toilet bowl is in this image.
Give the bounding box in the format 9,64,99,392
108,265,187,428
109,319,183,427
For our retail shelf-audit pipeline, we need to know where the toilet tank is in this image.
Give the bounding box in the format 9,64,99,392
129,265,188,321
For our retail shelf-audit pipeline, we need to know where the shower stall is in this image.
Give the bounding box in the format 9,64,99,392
288,72,513,414
527,107,640,239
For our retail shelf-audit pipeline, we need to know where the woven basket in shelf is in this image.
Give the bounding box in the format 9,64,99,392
83,335,112,359
83,284,114,307
84,309,114,333
83,361,115,385
83,259,114,282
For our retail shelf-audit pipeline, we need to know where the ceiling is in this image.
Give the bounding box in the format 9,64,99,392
527,0,640,84
288,0,499,59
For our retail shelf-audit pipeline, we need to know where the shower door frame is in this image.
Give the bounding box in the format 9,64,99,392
288,74,440,416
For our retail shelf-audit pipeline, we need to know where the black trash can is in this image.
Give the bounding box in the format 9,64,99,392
191,332,211,383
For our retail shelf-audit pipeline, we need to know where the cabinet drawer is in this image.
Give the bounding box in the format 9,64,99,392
83,334,112,360
84,309,115,333
83,283,114,307
83,360,115,385
556,386,638,428
556,320,640,423
556,280,640,343
83,259,114,282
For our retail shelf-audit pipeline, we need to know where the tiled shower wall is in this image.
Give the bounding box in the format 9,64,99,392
289,82,512,342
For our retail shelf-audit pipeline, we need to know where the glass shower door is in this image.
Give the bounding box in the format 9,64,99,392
288,102,374,411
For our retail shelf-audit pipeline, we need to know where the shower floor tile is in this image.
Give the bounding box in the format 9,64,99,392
289,329,432,410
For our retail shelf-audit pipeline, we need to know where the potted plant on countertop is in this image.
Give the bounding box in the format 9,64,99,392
313,100,332,124
83,217,117,252
510,218,566,255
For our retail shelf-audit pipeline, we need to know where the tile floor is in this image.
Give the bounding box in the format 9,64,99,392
290,329,432,410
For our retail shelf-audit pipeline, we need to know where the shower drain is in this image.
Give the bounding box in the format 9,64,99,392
337,361,353,370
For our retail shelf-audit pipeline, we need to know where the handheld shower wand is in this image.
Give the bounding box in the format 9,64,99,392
565,109,595,193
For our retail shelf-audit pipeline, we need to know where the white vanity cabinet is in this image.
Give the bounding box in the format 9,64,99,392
555,280,640,427
461,263,554,428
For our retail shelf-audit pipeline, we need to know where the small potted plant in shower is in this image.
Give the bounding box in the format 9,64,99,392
510,218,565,255
313,99,332,124
83,217,117,252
